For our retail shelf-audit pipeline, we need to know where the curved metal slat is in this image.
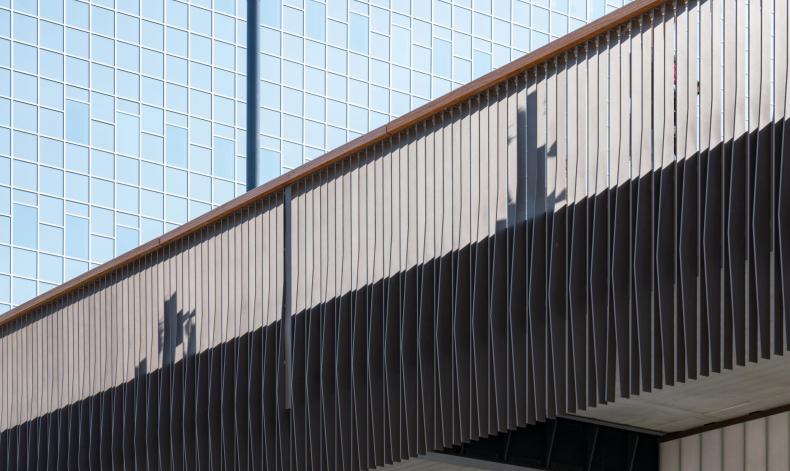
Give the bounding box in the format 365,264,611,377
0,2,788,469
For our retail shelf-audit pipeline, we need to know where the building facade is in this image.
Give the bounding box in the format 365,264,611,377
0,0,625,311
0,0,249,309
3,0,790,469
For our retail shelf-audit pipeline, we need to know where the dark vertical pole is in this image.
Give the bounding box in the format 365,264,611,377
246,0,258,191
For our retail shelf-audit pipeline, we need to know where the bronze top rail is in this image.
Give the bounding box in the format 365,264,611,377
0,0,665,328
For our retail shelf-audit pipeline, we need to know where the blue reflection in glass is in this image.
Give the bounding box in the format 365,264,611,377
165,125,187,167
66,215,89,259
306,1,326,41
12,203,36,248
349,13,369,54
65,100,89,144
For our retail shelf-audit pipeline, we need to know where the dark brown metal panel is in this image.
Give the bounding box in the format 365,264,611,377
753,0,773,361
657,2,676,382
263,205,278,470
686,0,706,379
722,2,743,368
509,74,529,425
304,180,321,471
773,0,787,358
633,14,654,393
524,70,537,425
529,65,548,423
454,104,472,445
366,147,383,469
780,0,790,354
357,154,368,466
398,130,416,460
547,58,568,418
414,137,430,456
726,0,748,368
587,37,606,405
675,0,694,381
566,47,586,413
429,116,448,450
610,24,632,398
491,83,510,432
335,161,353,470
473,93,492,437
745,0,763,363
649,8,666,390
701,0,724,375
604,34,619,405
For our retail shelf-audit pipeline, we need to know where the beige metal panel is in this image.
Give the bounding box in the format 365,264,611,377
546,62,559,216
722,423,745,471
660,439,680,471
616,25,630,189
469,98,481,247
555,58,568,214
324,163,336,317
536,66,547,221
593,38,607,197
370,144,382,286
487,89,498,241
507,79,519,226
745,418,767,470
392,133,404,282
451,107,462,261
733,0,747,143
496,85,509,227
423,129,435,264
676,1,690,166
659,5,673,169
366,149,378,296
480,92,492,246
361,149,374,296
767,412,790,471
459,103,471,251
700,429,722,471
722,0,737,145
567,51,580,207
195,232,206,353
240,211,251,341
351,155,362,299
661,414,790,471
608,30,620,193
416,125,427,272
631,18,644,177
680,435,701,471
344,155,355,297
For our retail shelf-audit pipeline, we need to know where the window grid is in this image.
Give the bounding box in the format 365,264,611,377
259,0,628,176
0,0,627,310
0,0,249,311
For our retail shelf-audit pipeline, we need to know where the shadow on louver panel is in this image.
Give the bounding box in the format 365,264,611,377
0,133,776,470
4,2,790,468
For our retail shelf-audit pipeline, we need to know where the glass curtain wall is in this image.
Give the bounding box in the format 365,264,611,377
0,0,627,309
258,0,629,180
0,0,248,310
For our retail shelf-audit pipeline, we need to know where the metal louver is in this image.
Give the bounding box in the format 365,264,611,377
1,0,789,469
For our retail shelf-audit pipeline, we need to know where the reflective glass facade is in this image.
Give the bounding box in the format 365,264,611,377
2,0,626,309
1,0,248,310
258,0,629,178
